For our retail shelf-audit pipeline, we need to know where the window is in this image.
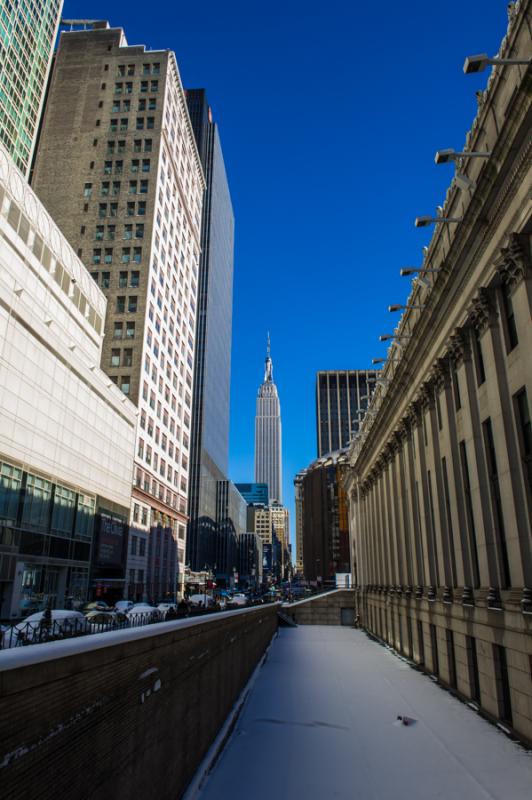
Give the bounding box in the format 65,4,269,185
150,80,158,92
138,201,146,215
152,63,160,75
466,636,481,703
130,535,138,555
107,225,116,240
452,368,461,410
140,80,148,93
128,297,138,313
483,418,510,588
104,248,113,264
446,629,457,689
126,321,135,339
514,388,532,505
140,180,148,194
501,282,518,352
127,65,135,76
126,202,135,217
125,82,133,95
110,118,118,133
459,440,480,589
133,247,142,263
116,296,125,313
133,139,142,153
50,484,77,536
115,160,123,174
120,118,129,131
146,117,155,129
130,271,140,288
107,141,115,154
112,181,121,196
135,223,144,238
109,203,118,217
143,64,151,75
92,248,102,265
138,99,146,112
123,224,133,240
112,100,120,113
113,322,123,339
22,474,52,532
119,271,128,288
0,461,22,522
144,139,152,152
95,225,104,240
129,180,138,194
493,644,512,724
473,329,486,385
102,272,110,289
122,248,131,264
131,159,140,173
83,182,92,197
117,140,126,153
111,349,120,367
136,117,144,130
120,376,131,395
100,181,110,196
123,100,131,112
123,349,133,367
140,535,147,553
148,98,156,110
142,159,150,172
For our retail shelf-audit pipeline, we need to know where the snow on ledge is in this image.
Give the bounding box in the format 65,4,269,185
0,604,277,672
281,588,354,608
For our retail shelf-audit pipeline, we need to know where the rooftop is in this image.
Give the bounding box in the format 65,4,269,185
191,626,532,800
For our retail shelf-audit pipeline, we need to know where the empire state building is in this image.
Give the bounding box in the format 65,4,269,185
254,336,283,504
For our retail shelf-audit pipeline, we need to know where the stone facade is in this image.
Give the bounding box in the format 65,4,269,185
345,2,532,746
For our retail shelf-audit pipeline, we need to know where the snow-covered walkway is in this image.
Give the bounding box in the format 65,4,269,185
193,626,532,800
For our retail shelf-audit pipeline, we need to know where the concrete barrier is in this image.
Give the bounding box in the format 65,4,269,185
0,605,278,800
282,589,355,625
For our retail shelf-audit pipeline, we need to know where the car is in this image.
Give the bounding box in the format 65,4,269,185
188,594,215,607
114,600,135,614
228,593,248,608
85,610,127,628
157,602,178,616
126,603,161,624
83,600,111,615
10,610,86,645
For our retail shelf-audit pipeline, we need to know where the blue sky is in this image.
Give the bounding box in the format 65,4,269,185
65,1,509,543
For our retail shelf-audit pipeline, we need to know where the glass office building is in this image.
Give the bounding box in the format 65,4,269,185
186,89,235,571
0,0,63,176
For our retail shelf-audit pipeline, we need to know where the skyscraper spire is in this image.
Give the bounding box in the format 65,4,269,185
256,333,282,503
264,331,273,383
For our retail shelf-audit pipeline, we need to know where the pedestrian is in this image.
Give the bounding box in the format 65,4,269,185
166,606,178,621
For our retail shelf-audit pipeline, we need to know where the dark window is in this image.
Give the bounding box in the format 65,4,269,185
459,440,480,588
466,635,481,703
473,329,486,385
513,388,532,504
446,629,457,689
430,624,439,677
501,283,518,352
493,644,512,725
452,368,461,410
482,418,510,588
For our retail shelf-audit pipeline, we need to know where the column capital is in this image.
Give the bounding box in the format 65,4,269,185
468,288,497,334
418,380,435,411
431,358,452,391
494,232,531,291
447,327,471,366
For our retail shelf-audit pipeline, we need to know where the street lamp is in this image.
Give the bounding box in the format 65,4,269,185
415,214,463,227
372,357,400,364
463,53,531,74
388,304,426,312
434,148,491,164
379,333,412,342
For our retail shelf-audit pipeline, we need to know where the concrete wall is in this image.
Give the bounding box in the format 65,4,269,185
0,605,278,800
283,589,355,625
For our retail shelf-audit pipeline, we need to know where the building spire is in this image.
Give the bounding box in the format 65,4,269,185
264,332,273,382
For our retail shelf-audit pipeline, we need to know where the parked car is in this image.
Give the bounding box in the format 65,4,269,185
9,610,86,646
85,610,127,628
157,602,178,617
228,593,248,608
83,600,111,615
188,594,215,608
114,600,134,614
126,603,161,623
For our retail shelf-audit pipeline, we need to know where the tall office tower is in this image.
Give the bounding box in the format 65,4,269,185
185,89,234,571
0,0,63,176
32,22,205,600
293,471,305,574
254,336,282,503
316,369,378,457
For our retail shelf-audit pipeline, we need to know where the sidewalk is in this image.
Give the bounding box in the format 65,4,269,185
195,626,532,800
